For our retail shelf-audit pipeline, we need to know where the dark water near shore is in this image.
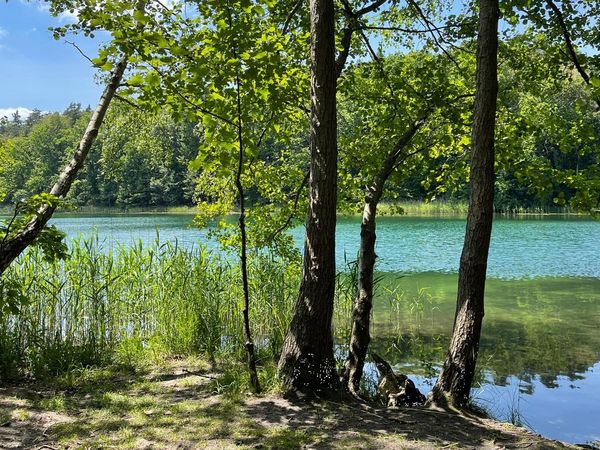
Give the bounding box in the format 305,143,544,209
19,214,600,444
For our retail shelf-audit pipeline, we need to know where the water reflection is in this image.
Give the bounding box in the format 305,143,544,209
349,273,600,445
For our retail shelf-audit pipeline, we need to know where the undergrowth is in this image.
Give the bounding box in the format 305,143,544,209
0,236,303,382
0,234,363,385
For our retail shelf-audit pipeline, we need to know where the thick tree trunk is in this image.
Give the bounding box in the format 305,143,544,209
277,0,339,393
0,57,128,277
343,121,425,396
430,0,499,408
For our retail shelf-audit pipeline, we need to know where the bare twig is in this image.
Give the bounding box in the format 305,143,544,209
406,0,462,70
268,171,309,242
113,93,144,110
65,40,95,66
356,0,388,16
145,60,237,127
283,0,304,34
0,203,22,252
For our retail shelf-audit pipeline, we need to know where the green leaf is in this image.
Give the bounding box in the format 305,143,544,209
133,9,147,24
146,72,161,87
128,74,145,86
210,92,226,102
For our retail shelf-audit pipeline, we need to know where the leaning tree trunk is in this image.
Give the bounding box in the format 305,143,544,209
343,120,425,396
277,0,339,393
429,0,499,408
0,56,128,277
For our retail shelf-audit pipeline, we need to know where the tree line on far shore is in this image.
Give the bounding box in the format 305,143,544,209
2,57,596,215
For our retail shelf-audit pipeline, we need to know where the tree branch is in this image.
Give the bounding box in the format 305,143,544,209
283,0,304,34
268,171,309,242
546,0,600,109
406,0,462,70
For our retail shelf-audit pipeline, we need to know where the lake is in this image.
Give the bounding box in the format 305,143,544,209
49,214,600,278
29,214,600,445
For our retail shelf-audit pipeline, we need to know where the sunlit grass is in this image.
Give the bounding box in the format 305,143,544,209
340,200,575,217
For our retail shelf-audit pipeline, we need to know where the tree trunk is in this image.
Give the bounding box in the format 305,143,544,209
277,0,339,393
0,57,128,277
429,0,499,408
234,60,261,394
343,120,425,396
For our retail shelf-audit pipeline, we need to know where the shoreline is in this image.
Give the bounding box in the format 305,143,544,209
0,359,586,450
0,201,582,219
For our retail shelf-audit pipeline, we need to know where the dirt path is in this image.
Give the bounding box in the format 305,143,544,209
0,363,581,450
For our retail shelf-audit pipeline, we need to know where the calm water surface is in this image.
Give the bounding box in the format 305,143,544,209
35,214,600,445
49,214,600,278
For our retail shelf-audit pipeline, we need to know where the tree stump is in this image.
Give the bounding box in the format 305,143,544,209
372,353,426,407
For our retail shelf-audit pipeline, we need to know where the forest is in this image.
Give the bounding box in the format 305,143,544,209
0,0,599,449
1,69,598,212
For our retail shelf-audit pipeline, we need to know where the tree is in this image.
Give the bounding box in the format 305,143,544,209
0,0,152,282
430,0,499,408
277,0,339,393
277,0,397,394
0,57,129,277
338,53,473,395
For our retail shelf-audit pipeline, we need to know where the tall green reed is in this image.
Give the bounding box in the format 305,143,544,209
0,235,300,381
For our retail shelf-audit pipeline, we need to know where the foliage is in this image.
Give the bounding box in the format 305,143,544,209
0,103,200,209
0,193,69,315
338,50,473,211
495,34,600,215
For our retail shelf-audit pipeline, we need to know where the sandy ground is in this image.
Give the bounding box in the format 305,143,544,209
0,363,582,450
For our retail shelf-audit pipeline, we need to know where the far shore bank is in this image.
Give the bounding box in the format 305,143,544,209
0,201,580,218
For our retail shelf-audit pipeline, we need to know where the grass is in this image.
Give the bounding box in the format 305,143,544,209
0,357,325,449
0,357,575,450
0,235,303,382
342,200,576,217
0,234,358,384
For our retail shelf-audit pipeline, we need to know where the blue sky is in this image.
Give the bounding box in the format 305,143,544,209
0,0,106,117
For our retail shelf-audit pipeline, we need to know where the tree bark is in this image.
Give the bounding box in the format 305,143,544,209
343,120,425,396
429,0,499,408
233,56,261,394
0,57,128,277
277,0,339,393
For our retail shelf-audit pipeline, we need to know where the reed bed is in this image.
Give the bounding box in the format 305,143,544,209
0,236,303,381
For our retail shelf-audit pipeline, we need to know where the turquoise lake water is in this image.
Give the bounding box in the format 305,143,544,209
48,214,600,278
26,214,600,445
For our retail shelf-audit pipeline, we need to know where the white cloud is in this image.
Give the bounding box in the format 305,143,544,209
56,9,79,22
0,27,8,39
0,107,36,120
33,2,79,23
